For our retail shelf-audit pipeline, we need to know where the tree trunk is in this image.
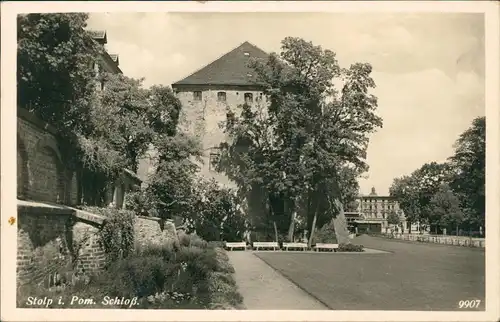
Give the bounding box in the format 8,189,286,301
456,224,459,236
308,208,318,248
273,221,279,243
287,210,296,242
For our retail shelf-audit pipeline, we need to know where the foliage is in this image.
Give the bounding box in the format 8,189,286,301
219,37,382,244
18,14,185,207
313,222,338,244
337,243,364,252
389,117,485,234
17,13,98,141
124,190,153,216
448,117,485,228
145,133,203,220
83,73,152,173
178,231,208,249
389,162,451,231
428,183,464,232
386,210,401,226
18,237,243,310
184,179,249,242
82,206,135,265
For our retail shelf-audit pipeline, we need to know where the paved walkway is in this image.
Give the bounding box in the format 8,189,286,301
227,251,327,310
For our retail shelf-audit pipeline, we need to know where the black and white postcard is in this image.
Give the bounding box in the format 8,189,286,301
1,1,499,321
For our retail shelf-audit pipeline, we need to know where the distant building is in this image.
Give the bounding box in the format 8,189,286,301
351,187,426,234
171,41,269,187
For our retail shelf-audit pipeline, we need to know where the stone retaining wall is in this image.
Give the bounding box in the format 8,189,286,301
17,201,180,287
17,201,107,286
134,216,179,248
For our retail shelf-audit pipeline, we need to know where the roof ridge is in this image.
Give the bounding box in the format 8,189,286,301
172,41,265,86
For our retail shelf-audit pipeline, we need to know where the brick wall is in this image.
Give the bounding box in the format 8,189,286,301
16,202,108,286
17,205,73,286
16,109,181,289
17,108,78,205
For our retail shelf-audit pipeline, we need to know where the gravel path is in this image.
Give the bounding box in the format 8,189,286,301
227,251,327,310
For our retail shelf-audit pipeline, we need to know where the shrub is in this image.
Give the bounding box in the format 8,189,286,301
103,255,177,298
213,247,235,274
338,243,364,252
208,272,244,309
82,206,135,265
314,222,338,244
177,246,218,281
178,231,208,249
18,235,244,310
135,240,178,261
207,241,225,249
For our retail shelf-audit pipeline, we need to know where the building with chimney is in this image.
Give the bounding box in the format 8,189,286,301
171,41,269,187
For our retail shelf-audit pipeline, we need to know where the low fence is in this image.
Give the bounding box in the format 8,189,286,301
379,233,485,248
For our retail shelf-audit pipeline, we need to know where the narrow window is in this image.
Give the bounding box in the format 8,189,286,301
217,92,226,102
193,91,202,101
209,148,221,171
244,93,253,104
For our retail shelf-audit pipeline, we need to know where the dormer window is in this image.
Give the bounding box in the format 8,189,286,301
217,92,226,102
193,91,202,101
244,93,253,104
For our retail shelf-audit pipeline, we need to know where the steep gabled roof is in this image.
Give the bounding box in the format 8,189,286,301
172,41,269,87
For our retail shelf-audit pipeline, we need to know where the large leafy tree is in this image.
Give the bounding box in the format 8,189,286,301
84,73,152,174
389,175,422,232
428,183,464,235
145,133,203,220
219,37,382,244
389,162,450,232
17,13,189,209
17,13,101,167
448,117,485,231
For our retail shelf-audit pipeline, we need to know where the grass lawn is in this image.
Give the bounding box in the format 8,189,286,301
254,235,485,311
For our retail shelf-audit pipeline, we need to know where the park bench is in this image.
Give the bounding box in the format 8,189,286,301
225,242,247,251
314,243,339,252
282,242,308,251
253,241,279,251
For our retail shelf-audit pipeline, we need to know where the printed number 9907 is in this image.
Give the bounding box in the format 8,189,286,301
458,300,481,309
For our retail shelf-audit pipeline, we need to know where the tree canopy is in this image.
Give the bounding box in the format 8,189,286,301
219,37,383,243
389,117,485,235
17,13,187,208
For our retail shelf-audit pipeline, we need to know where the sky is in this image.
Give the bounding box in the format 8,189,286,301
87,12,485,196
